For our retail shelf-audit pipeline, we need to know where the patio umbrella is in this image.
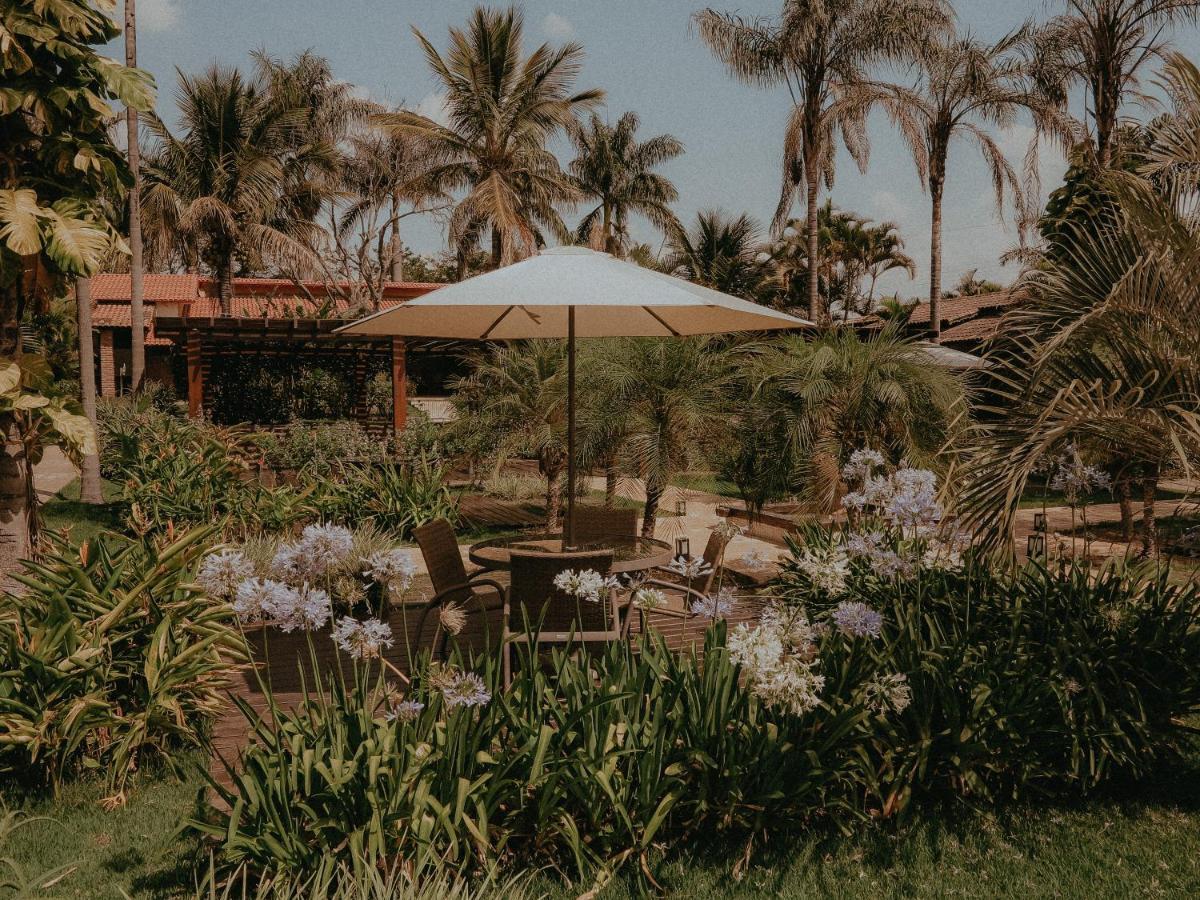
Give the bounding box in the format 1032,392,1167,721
337,246,810,545
914,341,986,369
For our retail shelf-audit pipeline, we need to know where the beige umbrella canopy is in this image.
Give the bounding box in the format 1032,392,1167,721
337,246,811,544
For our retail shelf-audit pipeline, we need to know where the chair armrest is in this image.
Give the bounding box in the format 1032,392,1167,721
431,578,508,612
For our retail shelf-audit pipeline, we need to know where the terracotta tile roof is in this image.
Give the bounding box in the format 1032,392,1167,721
903,290,1020,326
92,302,173,345
939,315,1009,346
183,295,410,319
91,273,200,302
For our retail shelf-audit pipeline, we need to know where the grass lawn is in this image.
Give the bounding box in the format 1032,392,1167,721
8,752,1200,898
1017,482,1192,510
39,477,125,546
674,471,741,499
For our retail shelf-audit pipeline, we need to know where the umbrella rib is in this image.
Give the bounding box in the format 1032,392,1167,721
480,306,517,340
641,306,681,337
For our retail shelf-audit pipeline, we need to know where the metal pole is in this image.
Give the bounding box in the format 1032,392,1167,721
566,306,576,550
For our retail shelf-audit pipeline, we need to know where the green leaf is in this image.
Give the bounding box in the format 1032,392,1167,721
0,189,45,256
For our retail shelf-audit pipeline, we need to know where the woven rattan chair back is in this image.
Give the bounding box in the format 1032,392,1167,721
696,531,728,594
572,506,638,546
414,518,469,603
509,549,615,635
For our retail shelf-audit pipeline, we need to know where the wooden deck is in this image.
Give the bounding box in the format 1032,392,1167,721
209,573,767,789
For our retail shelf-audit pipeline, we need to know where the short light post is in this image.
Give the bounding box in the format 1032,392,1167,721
674,536,690,560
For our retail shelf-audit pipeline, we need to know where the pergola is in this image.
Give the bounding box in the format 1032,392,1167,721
154,303,453,433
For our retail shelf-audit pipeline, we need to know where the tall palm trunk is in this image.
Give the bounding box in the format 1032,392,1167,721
218,255,234,314
125,0,145,391
1141,473,1158,556
389,195,404,282
1116,475,1135,543
641,479,664,539
604,456,618,508
543,463,562,531
75,279,103,505
805,172,821,324
928,169,945,342
490,227,502,269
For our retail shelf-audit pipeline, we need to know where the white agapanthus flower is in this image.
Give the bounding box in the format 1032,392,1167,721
690,586,737,619
553,568,620,603
233,577,296,625
331,616,394,659
273,523,355,583
841,448,885,484
361,548,417,592
727,602,826,716
711,519,746,541
666,555,714,581
631,587,669,611
794,544,851,596
863,672,912,715
197,549,253,599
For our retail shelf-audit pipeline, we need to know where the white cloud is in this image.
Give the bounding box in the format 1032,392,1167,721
413,91,451,126
870,190,913,224
541,12,576,41
137,0,182,33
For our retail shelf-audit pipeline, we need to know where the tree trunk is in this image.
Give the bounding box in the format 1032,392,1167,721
544,465,562,531
218,256,234,315
604,456,618,508
0,420,32,586
1141,474,1158,557
602,202,618,256
1116,476,1135,544
75,279,103,505
490,227,502,270
125,0,145,392
806,173,821,325
929,173,944,342
641,479,663,539
389,195,404,282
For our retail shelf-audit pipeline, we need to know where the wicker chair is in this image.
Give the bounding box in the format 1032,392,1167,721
505,549,620,683
632,530,731,634
413,518,509,677
572,505,639,546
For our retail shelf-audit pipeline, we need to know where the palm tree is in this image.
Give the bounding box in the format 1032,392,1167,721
567,111,684,256
588,338,731,536
877,30,1031,340
948,268,1003,297
665,210,767,299
1026,0,1200,169
124,0,144,391
740,326,968,513
377,6,603,273
860,221,915,308
694,0,951,323
960,54,1200,555
141,65,333,310
73,278,103,504
451,340,568,530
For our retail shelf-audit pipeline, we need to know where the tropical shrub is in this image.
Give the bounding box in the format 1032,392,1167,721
324,456,458,539
0,526,246,794
195,624,876,892
259,420,387,477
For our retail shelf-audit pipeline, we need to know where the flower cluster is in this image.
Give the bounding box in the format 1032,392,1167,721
361,549,417,593
841,448,885,484
842,458,943,532
728,603,825,715
553,568,620,603
690,586,737,620
845,530,912,579
196,549,254,600
1048,445,1112,506
711,519,746,541
831,600,883,639
863,672,911,715
793,543,851,596
332,616,394,659
272,523,355,583
428,664,492,709
631,587,668,611
386,697,425,723
234,578,332,632
665,555,714,581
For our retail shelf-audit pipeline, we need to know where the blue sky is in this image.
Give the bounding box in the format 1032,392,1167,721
114,1,1200,297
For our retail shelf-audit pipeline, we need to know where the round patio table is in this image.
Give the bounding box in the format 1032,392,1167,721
468,532,674,574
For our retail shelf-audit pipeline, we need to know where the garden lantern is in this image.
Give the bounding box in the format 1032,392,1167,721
675,537,691,559
1033,512,1047,532
675,498,687,517
1027,533,1047,559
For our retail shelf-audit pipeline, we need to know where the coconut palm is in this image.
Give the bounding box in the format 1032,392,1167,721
959,54,1200,555
877,30,1032,339
694,0,951,323
741,326,968,514
141,65,334,310
568,111,684,257
860,221,915,309
451,340,567,530
587,338,732,536
665,210,768,299
376,6,603,274
1026,0,1200,169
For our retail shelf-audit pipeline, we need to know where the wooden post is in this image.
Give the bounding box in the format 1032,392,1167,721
391,337,407,433
186,329,203,418
98,329,116,397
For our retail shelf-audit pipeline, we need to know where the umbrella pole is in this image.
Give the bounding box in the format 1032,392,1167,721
565,306,577,550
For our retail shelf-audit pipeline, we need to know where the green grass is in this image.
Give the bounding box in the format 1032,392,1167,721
673,471,742,499
10,753,1200,898
4,758,207,899
39,477,126,545
1018,483,1191,510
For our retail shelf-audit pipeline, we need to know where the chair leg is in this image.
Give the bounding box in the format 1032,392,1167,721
502,626,512,688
